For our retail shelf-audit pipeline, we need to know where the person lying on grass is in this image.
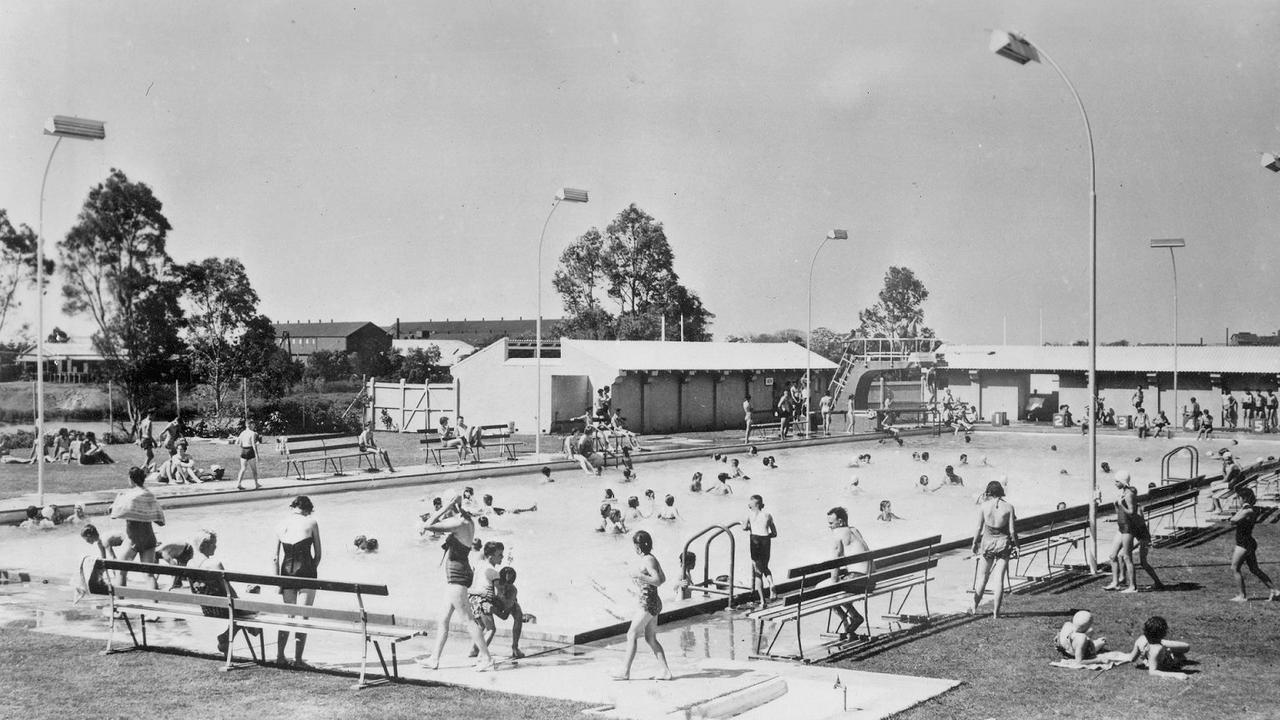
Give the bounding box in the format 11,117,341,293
1054,610,1108,666
1127,615,1190,680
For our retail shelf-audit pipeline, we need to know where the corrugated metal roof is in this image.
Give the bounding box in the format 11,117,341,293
938,344,1280,373
565,339,838,372
273,321,385,338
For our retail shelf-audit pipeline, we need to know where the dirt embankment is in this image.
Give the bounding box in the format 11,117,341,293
0,381,112,424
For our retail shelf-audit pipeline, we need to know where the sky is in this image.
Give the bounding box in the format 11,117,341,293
2,1,1279,346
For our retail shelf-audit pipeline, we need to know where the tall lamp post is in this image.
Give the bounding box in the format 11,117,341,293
990,30,1100,564
806,229,848,436
37,115,105,506
535,187,589,458
1150,239,1185,428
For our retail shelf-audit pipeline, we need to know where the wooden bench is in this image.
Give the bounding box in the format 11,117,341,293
419,429,474,466
99,559,421,689
471,423,524,461
747,534,940,661
1004,519,1091,587
282,433,381,480
1141,489,1200,541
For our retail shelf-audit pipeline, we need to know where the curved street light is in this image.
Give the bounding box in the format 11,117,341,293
806,229,848,436
535,188,589,457
1150,239,1185,427
37,115,106,506
990,30,1099,568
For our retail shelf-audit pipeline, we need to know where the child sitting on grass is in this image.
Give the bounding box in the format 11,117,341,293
1055,610,1108,665
1127,616,1190,679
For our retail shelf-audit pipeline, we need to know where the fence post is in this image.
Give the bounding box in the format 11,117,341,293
108,381,114,435
399,378,407,433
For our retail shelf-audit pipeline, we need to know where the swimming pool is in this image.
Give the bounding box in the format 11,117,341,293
4,431,1273,633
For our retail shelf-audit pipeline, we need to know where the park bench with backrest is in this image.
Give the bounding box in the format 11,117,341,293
1141,489,1200,542
471,423,524,461
748,534,941,661
98,559,421,689
282,433,382,480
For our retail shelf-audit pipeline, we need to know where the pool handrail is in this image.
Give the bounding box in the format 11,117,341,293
681,522,745,607
1160,445,1199,484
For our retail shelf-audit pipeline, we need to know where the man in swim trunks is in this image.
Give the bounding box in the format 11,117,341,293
112,466,166,588
743,494,778,608
235,419,261,490
824,506,870,636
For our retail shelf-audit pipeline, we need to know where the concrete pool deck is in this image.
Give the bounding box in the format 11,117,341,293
0,577,960,720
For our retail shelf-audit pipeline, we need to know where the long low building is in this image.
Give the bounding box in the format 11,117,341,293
936,344,1280,425
451,338,837,434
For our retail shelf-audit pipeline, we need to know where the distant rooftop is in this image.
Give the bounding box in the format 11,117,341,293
386,318,562,341
272,321,385,338
565,339,837,372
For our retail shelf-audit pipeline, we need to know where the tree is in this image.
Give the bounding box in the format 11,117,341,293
304,350,352,383
59,169,183,431
176,258,268,417
0,209,52,341
553,204,715,340
857,266,933,338
397,346,449,384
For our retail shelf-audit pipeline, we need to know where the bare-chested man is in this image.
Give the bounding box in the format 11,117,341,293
743,495,778,608
825,506,870,636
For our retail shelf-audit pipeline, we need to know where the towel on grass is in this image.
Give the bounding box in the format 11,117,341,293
110,486,165,524
1050,651,1132,670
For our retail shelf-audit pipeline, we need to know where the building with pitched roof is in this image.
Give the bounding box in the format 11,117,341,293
272,321,391,358
450,338,837,434
385,317,562,345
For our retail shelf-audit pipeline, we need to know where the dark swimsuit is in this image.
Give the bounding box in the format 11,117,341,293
442,534,474,587
278,537,318,578
1115,491,1151,543
749,535,772,576
1236,506,1258,552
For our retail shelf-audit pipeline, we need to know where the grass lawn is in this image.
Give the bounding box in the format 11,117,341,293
843,512,1280,719
0,624,592,720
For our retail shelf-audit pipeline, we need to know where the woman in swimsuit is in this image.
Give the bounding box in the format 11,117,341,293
1228,487,1279,602
613,530,673,681
275,495,321,666
970,481,1017,618
1103,472,1162,592
421,491,494,671
1055,610,1108,665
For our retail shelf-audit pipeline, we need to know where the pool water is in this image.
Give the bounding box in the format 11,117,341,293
4,431,1274,633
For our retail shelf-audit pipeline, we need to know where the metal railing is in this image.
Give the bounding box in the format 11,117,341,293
680,522,747,607
1160,445,1199,484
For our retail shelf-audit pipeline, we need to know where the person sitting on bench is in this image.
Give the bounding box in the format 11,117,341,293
821,506,870,637
188,530,261,655
358,423,395,472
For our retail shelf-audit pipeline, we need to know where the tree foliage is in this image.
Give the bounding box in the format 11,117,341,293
0,209,52,341
396,346,450,384
857,266,933,338
176,258,273,417
59,169,183,430
553,204,714,341
304,350,353,383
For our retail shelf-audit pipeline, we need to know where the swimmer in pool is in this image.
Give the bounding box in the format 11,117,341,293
624,496,646,523
689,472,703,493
656,494,682,521
729,458,750,479
876,500,904,522
706,473,733,496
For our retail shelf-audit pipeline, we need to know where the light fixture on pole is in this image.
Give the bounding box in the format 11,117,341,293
806,229,848,437
37,115,105,506
990,29,1100,568
535,187,589,458
1262,153,1280,173
1150,239,1185,428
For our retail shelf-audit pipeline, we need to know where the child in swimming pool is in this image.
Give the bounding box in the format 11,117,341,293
1127,616,1190,679
540,466,554,483
1055,610,1108,665
595,503,614,533
689,472,703,493
656,495,682,521
607,509,628,534
602,488,617,505
729,458,750,480
706,473,733,495
624,496,646,523
876,500,904,522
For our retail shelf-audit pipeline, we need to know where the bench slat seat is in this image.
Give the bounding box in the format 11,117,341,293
283,432,383,480
750,535,940,660
99,560,417,689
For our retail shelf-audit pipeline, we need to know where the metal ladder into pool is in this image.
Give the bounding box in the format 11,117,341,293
1160,445,1199,484
681,522,752,608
